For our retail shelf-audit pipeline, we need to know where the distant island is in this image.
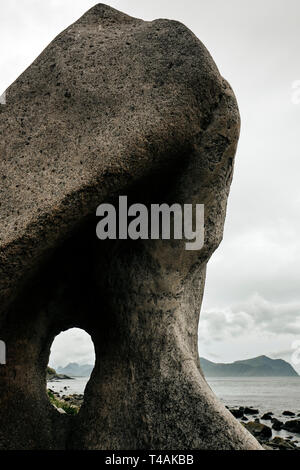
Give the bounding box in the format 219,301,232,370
200,355,299,377
56,362,94,377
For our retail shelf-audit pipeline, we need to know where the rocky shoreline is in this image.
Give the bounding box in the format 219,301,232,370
47,388,300,450
47,388,83,415
227,406,300,450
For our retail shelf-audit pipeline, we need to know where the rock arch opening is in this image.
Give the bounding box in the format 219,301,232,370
47,328,95,415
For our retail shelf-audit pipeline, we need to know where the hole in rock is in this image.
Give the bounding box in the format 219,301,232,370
47,328,95,415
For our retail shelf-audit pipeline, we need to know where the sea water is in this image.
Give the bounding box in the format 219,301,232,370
47,375,300,415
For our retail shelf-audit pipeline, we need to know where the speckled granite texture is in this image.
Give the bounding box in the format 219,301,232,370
0,4,261,450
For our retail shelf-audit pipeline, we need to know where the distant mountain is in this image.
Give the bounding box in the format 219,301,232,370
57,362,94,377
200,355,299,377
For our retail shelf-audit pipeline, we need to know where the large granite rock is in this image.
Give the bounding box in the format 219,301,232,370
0,4,261,450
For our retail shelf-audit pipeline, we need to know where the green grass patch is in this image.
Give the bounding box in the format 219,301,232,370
47,389,78,415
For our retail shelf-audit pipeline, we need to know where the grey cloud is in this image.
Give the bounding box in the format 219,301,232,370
200,295,300,343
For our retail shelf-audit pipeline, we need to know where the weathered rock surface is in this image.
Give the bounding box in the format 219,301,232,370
244,422,272,440
0,4,261,450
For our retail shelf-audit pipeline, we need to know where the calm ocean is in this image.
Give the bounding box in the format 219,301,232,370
48,376,300,415
207,376,300,415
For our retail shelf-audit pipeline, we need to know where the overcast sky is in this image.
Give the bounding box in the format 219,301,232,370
1,1,299,371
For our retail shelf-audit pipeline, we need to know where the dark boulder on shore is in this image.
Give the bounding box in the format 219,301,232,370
283,420,300,434
244,407,259,415
243,421,272,440
282,411,296,417
261,412,273,420
272,418,283,431
229,408,244,418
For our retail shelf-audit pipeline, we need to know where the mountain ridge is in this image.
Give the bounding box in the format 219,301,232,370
55,355,299,378
200,355,298,377
56,362,94,377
